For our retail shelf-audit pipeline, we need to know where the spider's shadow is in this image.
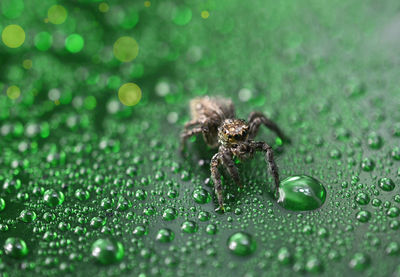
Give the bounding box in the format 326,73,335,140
183,136,279,208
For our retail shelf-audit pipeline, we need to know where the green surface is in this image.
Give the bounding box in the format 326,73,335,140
1,0,400,276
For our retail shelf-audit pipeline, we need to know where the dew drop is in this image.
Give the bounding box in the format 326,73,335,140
192,188,211,204
91,238,124,265
4,237,28,258
227,232,256,256
43,189,65,207
156,228,174,242
278,175,326,211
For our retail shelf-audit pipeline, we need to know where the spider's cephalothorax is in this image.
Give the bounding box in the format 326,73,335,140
180,96,290,212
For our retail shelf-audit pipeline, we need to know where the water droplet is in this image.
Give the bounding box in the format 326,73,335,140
156,228,174,242
227,232,256,256
385,242,400,256
91,238,124,264
305,256,323,273
277,247,292,264
181,220,198,233
356,210,371,223
367,132,383,149
355,192,370,205
19,209,37,223
43,189,65,207
206,224,217,235
361,158,375,171
387,207,400,218
198,211,211,221
278,175,326,211
391,147,400,160
162,207,177,221
378,178,395,191
192,188,211,204
349,253,370,271
4,237,28,258
0,197,5,212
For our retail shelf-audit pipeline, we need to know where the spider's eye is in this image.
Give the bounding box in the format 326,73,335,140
232,144,238,148
234,134,240,139
227,134,232,139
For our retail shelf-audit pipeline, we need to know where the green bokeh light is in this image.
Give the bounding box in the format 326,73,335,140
65,33,84,53
1,0,24,19
34,32,53,51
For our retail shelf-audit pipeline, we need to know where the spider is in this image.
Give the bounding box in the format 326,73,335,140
180,96,290,212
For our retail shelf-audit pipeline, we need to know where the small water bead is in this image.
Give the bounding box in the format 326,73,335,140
387,207,400,218
356,210,371,223
277,247,292,264
227,232,256,256
4,237,28,258
117,196,132,211
361,158,375,172
391,147,400,160
75,189,90,201
378,178,395,191
305,256,323,273
3,179,21,193
385,242,400,256
181,221,198,233
156,228,174,242
167,189,179,198
162,207,177,221
192,188,211,204
90,217,106,229
277,175,326,211
133,225,147,237
329,149,341,159
355,192,370,205
43,189,65,207
372,198,382,207
367,132,383,149
198,211,211,221
206,224,217,235
91,238,124,265
135,189,147,200
349,253,370,271
0,198,5,211
19,210,37,223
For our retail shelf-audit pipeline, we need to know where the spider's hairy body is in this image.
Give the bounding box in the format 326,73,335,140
181,96,289,212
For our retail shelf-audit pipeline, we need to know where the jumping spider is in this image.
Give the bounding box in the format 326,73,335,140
180,96,290,212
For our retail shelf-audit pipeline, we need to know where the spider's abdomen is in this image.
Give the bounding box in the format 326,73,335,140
189,96,235,123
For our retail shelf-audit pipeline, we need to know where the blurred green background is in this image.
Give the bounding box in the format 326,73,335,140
1,0,400,276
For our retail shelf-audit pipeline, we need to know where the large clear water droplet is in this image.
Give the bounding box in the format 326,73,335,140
277,175,326,211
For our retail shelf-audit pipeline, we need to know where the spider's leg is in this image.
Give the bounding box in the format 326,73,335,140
247,111,290,142
184,119,203,129
251,141,280,197
221,152,242,188
211,152,225,212
180,127,203,153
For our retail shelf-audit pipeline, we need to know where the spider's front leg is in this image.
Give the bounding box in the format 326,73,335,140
210,152,225,212
221,152,242,188
247,111,290,142
251,141,280,197
179,126,204,153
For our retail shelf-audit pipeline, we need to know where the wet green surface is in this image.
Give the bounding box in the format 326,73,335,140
1,0,400,276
